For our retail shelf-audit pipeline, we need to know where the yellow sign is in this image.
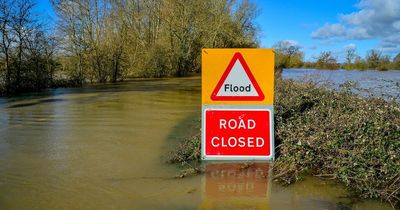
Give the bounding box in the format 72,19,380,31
202,49,274,105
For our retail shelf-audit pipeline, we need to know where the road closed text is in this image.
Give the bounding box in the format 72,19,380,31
211,118,264,148
204,109,271,157
211,136,264,148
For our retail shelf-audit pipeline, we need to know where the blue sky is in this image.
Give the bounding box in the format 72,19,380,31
36,0,399,62
254,0,400,61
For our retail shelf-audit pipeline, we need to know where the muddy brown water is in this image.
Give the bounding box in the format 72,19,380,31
0,77,391,209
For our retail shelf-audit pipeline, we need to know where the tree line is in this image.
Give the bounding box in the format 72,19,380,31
0,0,57,95
274,40,400,71
1,1,399,96
0,0,258,95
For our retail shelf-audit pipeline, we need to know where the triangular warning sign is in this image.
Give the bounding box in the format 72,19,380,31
211,52,264,101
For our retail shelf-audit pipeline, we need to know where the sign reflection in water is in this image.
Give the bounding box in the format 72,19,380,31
199,162,270,210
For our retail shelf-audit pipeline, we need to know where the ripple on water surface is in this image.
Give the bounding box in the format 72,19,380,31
0,77,393,209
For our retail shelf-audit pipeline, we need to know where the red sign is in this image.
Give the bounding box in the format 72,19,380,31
204,109,271,158
211,53,265,101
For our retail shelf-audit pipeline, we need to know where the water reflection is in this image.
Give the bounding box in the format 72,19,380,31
200,162,270,210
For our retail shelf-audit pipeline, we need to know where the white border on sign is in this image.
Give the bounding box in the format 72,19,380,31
201,105,275,161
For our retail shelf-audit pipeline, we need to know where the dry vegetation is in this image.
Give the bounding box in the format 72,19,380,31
52,0,258,80
168,77,400,207
273,79,400,207
0,0,258,95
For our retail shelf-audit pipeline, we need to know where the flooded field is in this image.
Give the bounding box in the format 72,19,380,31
0,77,392,209
283,69,400,101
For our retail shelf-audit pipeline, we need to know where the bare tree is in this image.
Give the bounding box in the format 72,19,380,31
0,0,13,93
273,40,303,68
0,0,58,94
12,0,36,91
393,53,400,70
366,49,382,69
345,48,356,69
316,51,339,70
51,0,259,80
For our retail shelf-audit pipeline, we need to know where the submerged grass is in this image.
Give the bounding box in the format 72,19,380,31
167,78,400,206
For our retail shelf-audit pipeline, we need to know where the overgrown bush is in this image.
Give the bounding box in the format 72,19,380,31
168,78,400,206
274,79,399,206
167,133,201,164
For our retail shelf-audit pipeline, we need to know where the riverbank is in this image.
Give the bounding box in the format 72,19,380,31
168,78,400,207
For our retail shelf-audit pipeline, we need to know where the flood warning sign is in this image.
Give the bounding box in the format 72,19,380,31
211,52,264,101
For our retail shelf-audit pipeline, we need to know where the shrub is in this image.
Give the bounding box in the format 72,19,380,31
273,79,400,206
168,78,400,206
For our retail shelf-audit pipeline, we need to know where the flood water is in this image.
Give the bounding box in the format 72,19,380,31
283,69,400,101
0,77,392,209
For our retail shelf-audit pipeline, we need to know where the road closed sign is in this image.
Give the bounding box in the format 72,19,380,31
204,109,272,157
201,49,274,160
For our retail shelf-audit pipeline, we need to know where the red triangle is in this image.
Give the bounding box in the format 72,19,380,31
211,52,265,101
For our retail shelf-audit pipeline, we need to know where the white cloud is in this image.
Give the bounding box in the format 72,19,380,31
344,43,357,50
311,24,346,39
379,34,400,53
284,40,300,47
393,20,400,30
347,27,371,39
311,0,400,53
383,34,400,44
